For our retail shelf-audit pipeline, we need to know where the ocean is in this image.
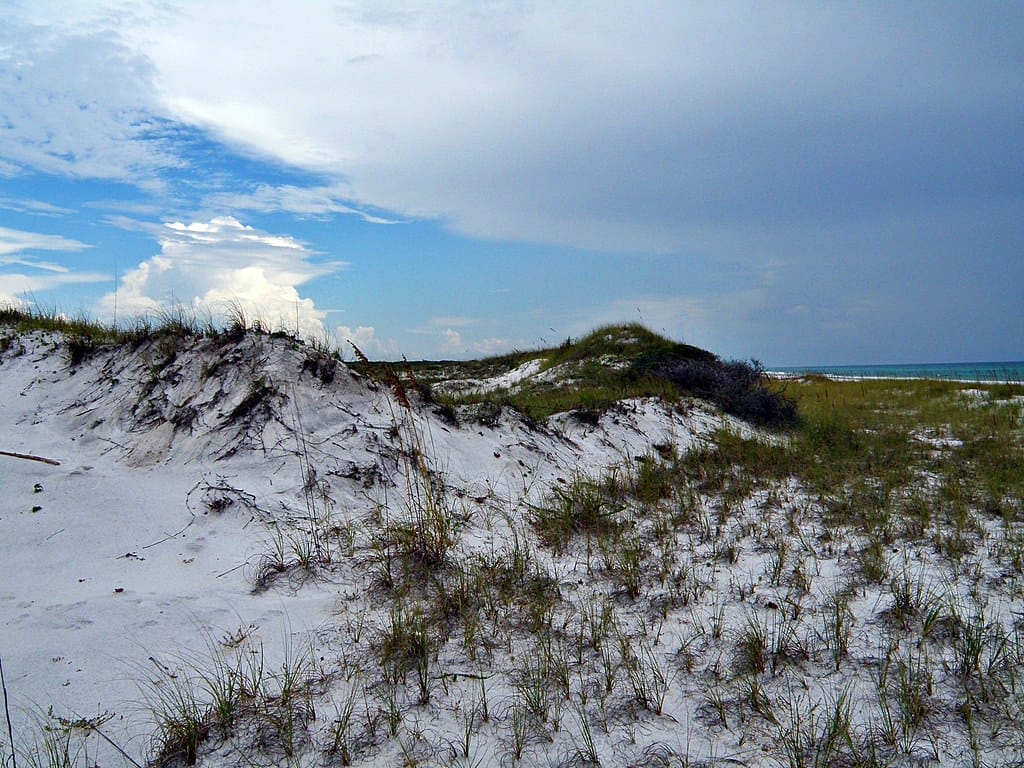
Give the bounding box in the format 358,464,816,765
769,361,1024,384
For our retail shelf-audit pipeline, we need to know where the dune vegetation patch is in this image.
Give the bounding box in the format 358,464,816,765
383,324,800,429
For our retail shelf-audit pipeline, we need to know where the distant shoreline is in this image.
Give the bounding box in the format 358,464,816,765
767,360,1024,384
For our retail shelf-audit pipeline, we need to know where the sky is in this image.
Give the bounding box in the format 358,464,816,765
0,2,1021,365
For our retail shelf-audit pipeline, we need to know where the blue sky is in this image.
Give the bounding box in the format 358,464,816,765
1,2,1021,364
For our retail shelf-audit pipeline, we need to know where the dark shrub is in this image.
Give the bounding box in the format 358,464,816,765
648,358,799,429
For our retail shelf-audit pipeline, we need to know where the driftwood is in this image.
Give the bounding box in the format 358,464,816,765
0,450,61,466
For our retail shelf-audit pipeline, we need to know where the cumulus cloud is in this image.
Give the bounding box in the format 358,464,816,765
98,216,345,338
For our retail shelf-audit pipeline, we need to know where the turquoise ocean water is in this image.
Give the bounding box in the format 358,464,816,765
770,361,1024,383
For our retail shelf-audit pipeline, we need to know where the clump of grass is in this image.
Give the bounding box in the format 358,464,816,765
732,610,805,677
510,654,554,724
249,522,332,593
569,706,602,766
886,567,940,630
733,613,770,676
14,713,97,768
530,473,625,552
889,647,932,739
620,636,669,716
856,537,890,584
777,687,855,768
145,665,210,766
602,531,645,599
733,673,776,727
378,604,436,705
630,453,677,506
818,585,855,670
138,637,318,767
327,686,359,766
506,702,534,761
352,344,460,582
250,644,315,758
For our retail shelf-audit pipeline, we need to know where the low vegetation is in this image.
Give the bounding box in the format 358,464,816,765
3,308,1024,767
368,323,800,428
0,303,338,368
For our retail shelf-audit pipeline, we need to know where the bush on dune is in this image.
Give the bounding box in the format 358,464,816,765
637,356,799,429
558,324,799,429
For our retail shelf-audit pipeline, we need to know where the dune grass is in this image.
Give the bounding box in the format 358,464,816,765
0,303,337,368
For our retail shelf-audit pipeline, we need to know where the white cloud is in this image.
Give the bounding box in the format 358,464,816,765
204,184,394,223
0,16,178,183
0,258,71,274
0,270,109,306
441,328,462,353
83,1,1015,253
430,316,477,328
0,226,101,306
0,198,76,217
436,327,510,358
466,337,511,356
0,226,91,257
336,325,397,360
395,321,513,359
99,216,345,338
2,2,1019,264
